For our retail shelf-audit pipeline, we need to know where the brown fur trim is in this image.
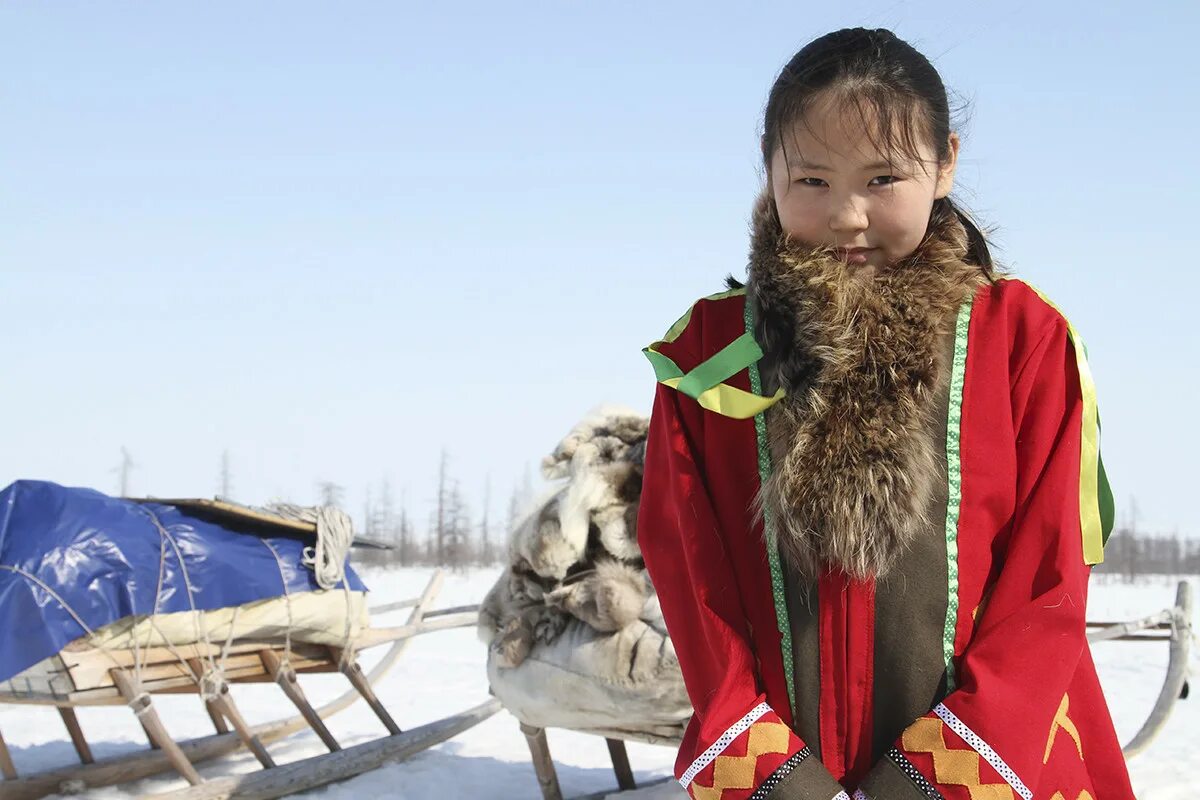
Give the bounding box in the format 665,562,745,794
745,190,990,581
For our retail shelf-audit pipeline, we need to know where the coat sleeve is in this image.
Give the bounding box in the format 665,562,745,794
857,315,1108,799
639,380,847,800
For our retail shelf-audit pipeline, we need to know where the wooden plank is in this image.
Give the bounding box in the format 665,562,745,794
140,699,500,800
61,643,332,691
258,650,340,753
605,738,636,791
520,723,563,800
56,707,94,764
110,670,203,785
131,497,317,536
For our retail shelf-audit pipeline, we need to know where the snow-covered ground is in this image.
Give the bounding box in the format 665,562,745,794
1,567,1193,799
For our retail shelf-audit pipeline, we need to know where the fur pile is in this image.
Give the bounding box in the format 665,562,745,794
745,190,989,581
478,405,658,669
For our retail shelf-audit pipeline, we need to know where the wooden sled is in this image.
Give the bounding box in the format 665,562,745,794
518,580,1195,800
1086,579,1193,758
0,570,499,800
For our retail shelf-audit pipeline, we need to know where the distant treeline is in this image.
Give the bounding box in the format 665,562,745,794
342,449,523,572
1092,528,1200,577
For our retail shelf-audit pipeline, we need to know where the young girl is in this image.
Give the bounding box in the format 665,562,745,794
638,28,1134,800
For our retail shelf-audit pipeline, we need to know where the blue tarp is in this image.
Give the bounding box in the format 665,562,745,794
0,480,367,684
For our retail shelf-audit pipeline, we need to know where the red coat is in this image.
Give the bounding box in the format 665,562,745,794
637,278,1134,799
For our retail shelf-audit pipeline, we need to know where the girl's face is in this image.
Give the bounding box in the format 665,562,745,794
768,97,959,273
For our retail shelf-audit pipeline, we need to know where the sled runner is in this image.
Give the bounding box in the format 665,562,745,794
0,481,497,800
1085,579,1194,759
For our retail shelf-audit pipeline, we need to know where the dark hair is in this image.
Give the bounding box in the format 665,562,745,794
761,27,994,274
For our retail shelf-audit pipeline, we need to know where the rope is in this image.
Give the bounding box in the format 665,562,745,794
0,564,141,697
138,507,223,693
258,502,359,668
259,538,296,673
128,691,153,717
260,503,354,590
1,499,360,712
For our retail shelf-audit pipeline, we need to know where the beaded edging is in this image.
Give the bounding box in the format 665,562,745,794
933,703,1031,800
747,747,810,799
886,748,946,799
678,701,772,788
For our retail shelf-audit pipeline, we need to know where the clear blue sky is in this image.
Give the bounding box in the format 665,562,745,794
2,1,1196,538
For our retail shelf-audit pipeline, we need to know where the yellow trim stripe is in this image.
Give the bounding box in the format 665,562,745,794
1012,280,1107,565
659,376,785,419
645,288,785,420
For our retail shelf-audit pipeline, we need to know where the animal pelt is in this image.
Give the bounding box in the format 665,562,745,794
479,406,653,669
744,190,990,581
545,559,647,633
506,406,647,580
478,565,572,668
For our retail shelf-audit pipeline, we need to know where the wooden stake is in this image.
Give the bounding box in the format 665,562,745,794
334,653,401,736
0,726,18,780
186,659,229,736
202,702,228,735
56,707,94,765
206,685,275,768
259,649,340,752
519,723,563,800
110,670,203,786
605,738,636,791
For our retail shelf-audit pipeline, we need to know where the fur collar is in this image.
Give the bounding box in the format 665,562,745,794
744,190,989,581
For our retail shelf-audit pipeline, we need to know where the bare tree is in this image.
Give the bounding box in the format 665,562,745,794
219,449,232,499
433,450,449,565
444,480,472,572
479,474,494,565
1126,497,1140,583
113,447,135,496
317,481,345,509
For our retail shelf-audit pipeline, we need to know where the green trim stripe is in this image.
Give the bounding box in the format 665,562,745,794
676,333,764,399
942,297,974,692
642,287,785,420
744,297,797,721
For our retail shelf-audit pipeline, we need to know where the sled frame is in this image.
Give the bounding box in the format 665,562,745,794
0,570,499,800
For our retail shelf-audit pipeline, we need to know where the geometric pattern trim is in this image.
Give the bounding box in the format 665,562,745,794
929,704,1032,800
679,702,771,788
1049,793,1094,800
687,717,796,800
900,711,1018,800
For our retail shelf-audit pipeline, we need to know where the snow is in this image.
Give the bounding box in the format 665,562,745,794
1,567,1193,799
